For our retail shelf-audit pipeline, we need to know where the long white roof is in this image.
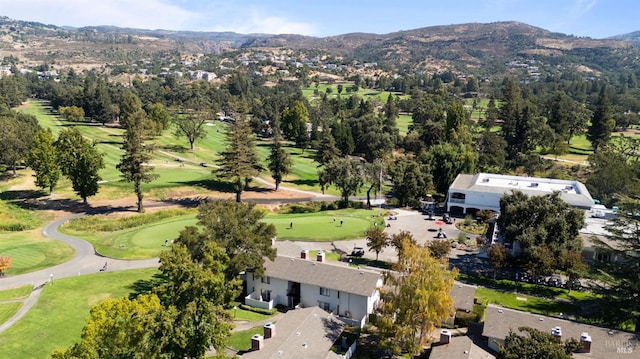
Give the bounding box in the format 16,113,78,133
449,173,594,208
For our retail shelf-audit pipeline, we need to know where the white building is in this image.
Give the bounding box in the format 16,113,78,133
244,250,383,327
447,173,594,215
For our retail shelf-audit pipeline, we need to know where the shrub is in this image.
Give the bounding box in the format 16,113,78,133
239,304,277,315
64,208,193,232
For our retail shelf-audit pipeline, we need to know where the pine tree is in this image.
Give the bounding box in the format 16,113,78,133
217,116,261,202
116,92,158,212
268,134,292,191
587,87,615,152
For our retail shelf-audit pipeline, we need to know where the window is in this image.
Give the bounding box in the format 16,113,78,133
318,301,330,311
320,287,330,297
261,276,270,284
337,291,340,299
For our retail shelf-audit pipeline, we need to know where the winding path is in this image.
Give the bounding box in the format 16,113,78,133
0,213,161,333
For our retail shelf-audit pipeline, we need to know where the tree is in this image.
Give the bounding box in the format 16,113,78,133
184,199,277,280
51,294,173,359
217,116,261,202
585,144,637,206
55,127,105,204
173,110,209,150
315,131,341,166
58,105,85,121
363,160,384,209
591,202,640,332
427,240,451,260
496,191,584,274
147,102,171,135
587,87,615,152
497,327,580,359
389,231,417,259
366,227,389,260
0,109,40,176
0,256,11,275
267,134,292,190
281,100,310,147
116,92,158,212
427,142,477,194
156,239,238,357
377,242,457,356
27,129,61,195
318,157,363,207
488,243,508,279
387,156,432,207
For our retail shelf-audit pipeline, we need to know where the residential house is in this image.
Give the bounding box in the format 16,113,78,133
244,250,383,327
483,304,639,357
241,306,350,359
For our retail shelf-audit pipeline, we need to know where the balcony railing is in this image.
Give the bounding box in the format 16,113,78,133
245,291,274,310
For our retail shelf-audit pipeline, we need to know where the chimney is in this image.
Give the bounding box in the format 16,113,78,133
580,332,592,353
317,250,325,262
251,334,264,351
440,329,451,344
301,249,309,260
551,326,562,342
264,322,275,339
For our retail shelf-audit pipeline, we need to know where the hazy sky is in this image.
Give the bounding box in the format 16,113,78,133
0,0,636,39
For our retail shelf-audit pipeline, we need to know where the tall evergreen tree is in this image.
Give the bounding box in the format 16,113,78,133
587,87,615,152
116,92,158,212
217,116,261,202
315,131,341,166
27,129,61,195
267,134,292,191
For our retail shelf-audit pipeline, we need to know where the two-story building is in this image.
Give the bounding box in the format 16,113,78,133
446,173,594,215
244,250,383,327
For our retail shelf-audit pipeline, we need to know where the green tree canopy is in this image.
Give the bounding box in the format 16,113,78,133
496,191,584,274
216,117,261,202
497,327,581,359
318,157,364,206
55,127,105,204
27,129,61,195
267,134,292,191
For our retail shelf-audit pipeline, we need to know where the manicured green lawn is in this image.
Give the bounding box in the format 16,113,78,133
264,209,383,241
61,214,198,259
229,307,275,322
0,302,23,327
475,287,580,316
227,326,263,352
0,230,74,275
0,286,32,302
397,114,412,135
0,268,158,359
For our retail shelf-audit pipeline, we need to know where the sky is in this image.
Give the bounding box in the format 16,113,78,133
0,0,638,39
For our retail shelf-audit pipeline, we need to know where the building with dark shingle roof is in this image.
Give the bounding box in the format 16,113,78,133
483,304,639,357
245,251,383,327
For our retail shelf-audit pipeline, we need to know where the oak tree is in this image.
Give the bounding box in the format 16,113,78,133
27,129,61,196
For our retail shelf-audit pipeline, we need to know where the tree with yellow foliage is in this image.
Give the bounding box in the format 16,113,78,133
376,240,458,356
0,256,11,275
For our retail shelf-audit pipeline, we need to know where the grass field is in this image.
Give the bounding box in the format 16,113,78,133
0,230,74,275
227,326,263,352
61,213,198,259
475,287,581,316
0,286,32,302
0,268,158,359
397,114,412,135
229,307,275,322
17,100,340,199
264,208,383,241
0,303,23,327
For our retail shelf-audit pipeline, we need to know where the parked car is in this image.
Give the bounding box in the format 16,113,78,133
199,162,208,167
546,274,563,288
564,278,582,290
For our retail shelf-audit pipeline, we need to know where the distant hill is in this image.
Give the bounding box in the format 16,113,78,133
609,30,640,47
1,16,639,77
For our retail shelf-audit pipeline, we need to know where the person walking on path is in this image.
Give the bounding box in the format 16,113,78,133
290,222,293,229
340,219,344,227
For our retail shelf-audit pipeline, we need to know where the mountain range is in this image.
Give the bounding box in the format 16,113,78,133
1,16,640,77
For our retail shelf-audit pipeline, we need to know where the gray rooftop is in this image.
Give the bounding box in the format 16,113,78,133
449,173,594,209
263,255,382,297
450,283,477,312
429,335,495,359
483,304,639,358
241,306,344,359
